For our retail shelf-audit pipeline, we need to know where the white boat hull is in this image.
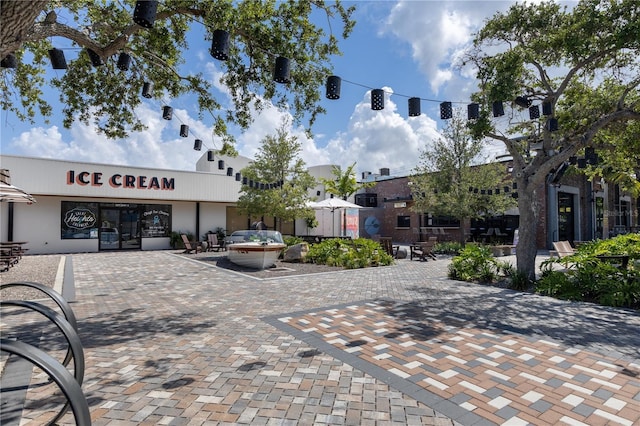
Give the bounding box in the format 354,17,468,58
227,243,286,270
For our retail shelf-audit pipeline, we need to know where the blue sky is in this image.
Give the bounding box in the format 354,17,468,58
1,1,532,177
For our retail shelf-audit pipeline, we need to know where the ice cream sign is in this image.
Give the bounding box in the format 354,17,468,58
66,170,175,191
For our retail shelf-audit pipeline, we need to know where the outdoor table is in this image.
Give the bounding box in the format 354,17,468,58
596,255,630,269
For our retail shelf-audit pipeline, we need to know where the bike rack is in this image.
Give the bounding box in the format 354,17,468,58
0,339,91,426
0,281,78,331
0,300,84,384
0,282,90,425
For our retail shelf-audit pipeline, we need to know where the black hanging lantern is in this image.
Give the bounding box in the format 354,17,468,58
440,101,453,119
326,75,341,100
584,147,595,161
468,186,474,192
142,82,153,98
1,53,17,68
217,160,224,170
227,167,233,177
467,103,480,120
577,158,587,169
242,177,248,185
542,101,553,116
117,52,131,70
512,192,519,199
273,56,290,83
492,101,504,117
235,173,241,182
207,150,215,161
529,105,540,120
133,0,158,28
249,179,254,187
495,188,500,194
504,186,510,193
162,106,173,120
513,182,517,190
180,124,189,137
585,147,599,165
473,188,479,194
514,96,531,108
371,89,384,110
260,183,265,190
546,118,558,132
210,30,229,60
86,49,103,67
408,97,421,117
49,48,67,69
569,156,577,165
488,189,493,195
193,139,202,151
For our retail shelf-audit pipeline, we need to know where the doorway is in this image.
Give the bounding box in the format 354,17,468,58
558,193,575,243
99,205,141,250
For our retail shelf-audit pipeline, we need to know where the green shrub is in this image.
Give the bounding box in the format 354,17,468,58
305,238,394,269
284,236,304,247
536,270,582,300
448,244,498,283
536,234,640,309
434,241,463,255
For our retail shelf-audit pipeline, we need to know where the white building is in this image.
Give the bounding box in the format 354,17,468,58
1,153,352,254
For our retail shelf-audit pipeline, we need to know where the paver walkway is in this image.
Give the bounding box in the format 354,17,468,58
4,251,640,425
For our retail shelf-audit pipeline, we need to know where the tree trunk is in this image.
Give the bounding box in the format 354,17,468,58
515,180,541,280
0,0,49,57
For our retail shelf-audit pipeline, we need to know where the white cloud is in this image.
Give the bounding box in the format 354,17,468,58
384,1,511,98
323,88,441,176
4,0,524,177
6,86,445,178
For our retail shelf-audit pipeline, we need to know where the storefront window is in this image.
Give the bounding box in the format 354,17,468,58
61,202,171,239
61,202,98,239
141,205,171,237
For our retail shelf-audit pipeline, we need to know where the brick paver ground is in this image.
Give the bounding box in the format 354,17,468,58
2,250,639,425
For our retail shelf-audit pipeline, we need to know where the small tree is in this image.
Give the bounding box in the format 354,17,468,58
237,120,316,230
320,162,373,236
410,111,515,240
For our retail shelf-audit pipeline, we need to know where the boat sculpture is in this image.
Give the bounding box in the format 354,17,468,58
226,230,287,270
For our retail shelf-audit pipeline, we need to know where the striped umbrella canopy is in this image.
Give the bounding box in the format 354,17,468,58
0,182,37,203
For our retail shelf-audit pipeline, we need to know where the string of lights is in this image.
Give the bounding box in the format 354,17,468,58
1,0,565,193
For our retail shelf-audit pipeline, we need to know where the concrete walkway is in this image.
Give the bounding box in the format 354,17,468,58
6,251,640,425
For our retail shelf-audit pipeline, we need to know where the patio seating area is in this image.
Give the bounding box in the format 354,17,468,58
0,241,28,271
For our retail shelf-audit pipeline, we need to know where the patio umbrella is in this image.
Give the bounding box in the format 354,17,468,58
307,198,362,236
0,182,37,203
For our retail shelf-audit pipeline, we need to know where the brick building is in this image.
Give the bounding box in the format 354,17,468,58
355,168,639,249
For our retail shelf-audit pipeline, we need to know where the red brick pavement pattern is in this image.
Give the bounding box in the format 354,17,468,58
279,300,640,426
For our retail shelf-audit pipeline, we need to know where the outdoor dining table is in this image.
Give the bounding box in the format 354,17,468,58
0,241,28,270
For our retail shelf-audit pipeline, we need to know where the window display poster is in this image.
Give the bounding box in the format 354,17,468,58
141,205,171,237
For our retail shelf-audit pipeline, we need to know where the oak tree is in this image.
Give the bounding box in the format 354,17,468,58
0,0,355,143
466,0,640,279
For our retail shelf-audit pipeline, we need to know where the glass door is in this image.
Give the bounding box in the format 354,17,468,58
558,192,575,243
99,206,141,250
